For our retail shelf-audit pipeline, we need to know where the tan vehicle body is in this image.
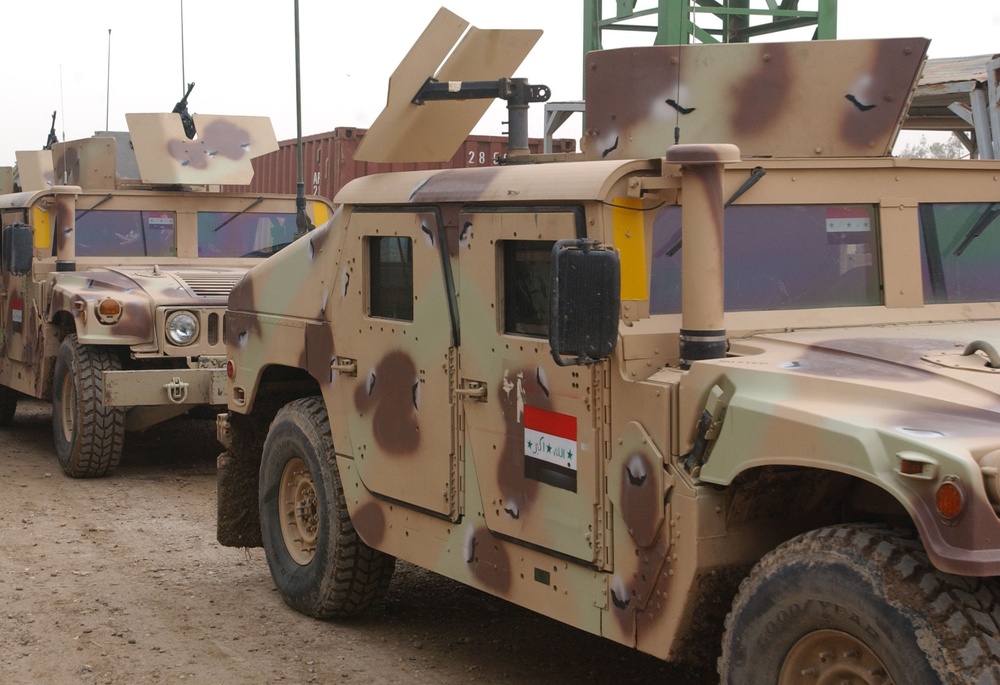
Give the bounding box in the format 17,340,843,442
217,13,1000,682
0,115,332,477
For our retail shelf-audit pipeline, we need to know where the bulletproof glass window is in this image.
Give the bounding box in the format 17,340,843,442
197,211,298,257
503,240,555,337
369,235,413,321
650,204,881,314
75,210,177,257
919,202,1000,303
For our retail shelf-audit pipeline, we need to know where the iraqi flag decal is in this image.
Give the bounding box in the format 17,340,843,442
524,405,577,493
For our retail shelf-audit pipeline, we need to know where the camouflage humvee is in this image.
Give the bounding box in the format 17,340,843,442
0,112,332,477
215,9,1000,683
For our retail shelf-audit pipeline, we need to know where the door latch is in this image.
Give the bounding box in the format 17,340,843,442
331,357,357,376
455,380,487,401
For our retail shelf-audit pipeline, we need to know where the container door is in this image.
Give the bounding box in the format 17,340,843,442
339,209,459,519
457,207,604,564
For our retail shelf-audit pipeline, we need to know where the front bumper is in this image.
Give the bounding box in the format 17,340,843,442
101,368,228,407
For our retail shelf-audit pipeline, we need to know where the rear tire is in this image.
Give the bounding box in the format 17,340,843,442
719,524,1000,685
0,384,18,426
52,335,125,478
259,397,395,618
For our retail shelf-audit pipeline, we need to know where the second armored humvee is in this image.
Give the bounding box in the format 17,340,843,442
0,112,332,477
215,9,1000,683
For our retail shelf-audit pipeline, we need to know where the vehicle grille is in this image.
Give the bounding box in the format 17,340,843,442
175,273,244,298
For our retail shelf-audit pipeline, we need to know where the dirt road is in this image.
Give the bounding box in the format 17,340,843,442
0,400,712,685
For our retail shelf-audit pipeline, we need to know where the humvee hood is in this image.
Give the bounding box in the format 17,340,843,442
747,322,1000,400
57,266,248,306
697,321,1000,464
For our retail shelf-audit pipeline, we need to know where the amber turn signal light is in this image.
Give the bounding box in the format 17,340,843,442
935,479,966,521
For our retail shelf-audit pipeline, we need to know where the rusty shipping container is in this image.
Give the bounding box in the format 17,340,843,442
224,127,576,201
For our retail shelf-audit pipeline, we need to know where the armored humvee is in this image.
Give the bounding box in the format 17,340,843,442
215,9,1000,683
0,112,332,477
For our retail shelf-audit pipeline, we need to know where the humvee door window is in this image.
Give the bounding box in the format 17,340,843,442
75,210,177,257
919,202,1000,303
369,236,414,321
197,212,298,257
503,240,554,337
650,204,880,313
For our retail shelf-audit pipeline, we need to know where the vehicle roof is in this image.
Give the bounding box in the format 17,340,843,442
334,158,657,206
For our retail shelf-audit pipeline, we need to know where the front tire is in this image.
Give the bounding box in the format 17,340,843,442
259,397,395,618
719,524,1000,685
52,335,125,478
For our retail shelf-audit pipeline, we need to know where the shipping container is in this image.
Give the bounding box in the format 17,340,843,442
223,127,576,202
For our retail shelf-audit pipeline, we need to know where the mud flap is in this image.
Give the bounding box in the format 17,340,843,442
217,449,263,548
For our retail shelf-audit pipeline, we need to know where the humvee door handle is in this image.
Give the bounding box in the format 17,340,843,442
455,381,487,401
331,358,357,376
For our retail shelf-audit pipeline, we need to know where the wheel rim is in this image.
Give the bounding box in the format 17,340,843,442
279,457,319,565
58,369,75,443
779,629,894,685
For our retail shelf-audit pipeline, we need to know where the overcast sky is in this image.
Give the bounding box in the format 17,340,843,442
2,1,999,166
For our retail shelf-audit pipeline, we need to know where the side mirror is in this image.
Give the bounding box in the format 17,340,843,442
549,239,620,367
2,223,34,275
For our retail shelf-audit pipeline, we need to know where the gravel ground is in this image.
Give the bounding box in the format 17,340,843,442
0,399,713,685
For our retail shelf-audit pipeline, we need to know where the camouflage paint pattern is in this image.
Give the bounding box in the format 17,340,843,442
583,38,929,160
219,36,1000,665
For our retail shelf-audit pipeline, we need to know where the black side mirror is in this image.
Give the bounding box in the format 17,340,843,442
549,239,620,367
2,223,34,275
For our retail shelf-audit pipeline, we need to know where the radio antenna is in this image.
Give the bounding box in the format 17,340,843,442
180,0,187,93
105,29,111,131
293,0,313,236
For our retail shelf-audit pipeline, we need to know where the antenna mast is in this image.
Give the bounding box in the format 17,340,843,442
105,29,111,131
293,0,313,235
180,0,187,93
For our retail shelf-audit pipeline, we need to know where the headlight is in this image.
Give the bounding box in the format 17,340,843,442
165,311,199,346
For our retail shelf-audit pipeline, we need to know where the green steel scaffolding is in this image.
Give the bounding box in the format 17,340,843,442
584,0,838,52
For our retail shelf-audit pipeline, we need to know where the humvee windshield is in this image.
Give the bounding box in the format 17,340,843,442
920,202,1000,303
75,210,177,257
650,204,881,313
197,211,298,258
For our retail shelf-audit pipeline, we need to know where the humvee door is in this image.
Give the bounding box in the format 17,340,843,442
458,207,604,564
341,209,459,519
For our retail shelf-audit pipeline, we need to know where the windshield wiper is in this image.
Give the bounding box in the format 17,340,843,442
953,202,1000,256
213,197,264,232
662,166,767,258
75,193,114,221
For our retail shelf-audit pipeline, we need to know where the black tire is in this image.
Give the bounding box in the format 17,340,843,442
52,335,126,478
259,396,395,618
0,384,18,426
719,524,1000,685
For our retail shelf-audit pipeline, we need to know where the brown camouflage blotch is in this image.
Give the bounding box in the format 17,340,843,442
353,351,420,455
465,526,512,595
728,43,791,137
350,501,387,548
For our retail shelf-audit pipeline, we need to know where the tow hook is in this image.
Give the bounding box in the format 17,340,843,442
165,377,190,404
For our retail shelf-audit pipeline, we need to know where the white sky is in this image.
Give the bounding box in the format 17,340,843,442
2,1,999,166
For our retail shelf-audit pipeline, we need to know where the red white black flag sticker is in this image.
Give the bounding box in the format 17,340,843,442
524,405,577,492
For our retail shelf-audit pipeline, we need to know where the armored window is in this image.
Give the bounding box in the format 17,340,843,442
503,240,554,337
75,210,177,257
650,204,881,314
197,211,298,257
369,235,413,321
919,202,1000,303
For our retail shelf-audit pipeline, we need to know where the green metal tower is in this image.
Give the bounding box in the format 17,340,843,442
584,0,837,53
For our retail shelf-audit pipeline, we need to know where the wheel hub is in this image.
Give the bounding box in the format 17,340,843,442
279,457,319,565
779,629,894,685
